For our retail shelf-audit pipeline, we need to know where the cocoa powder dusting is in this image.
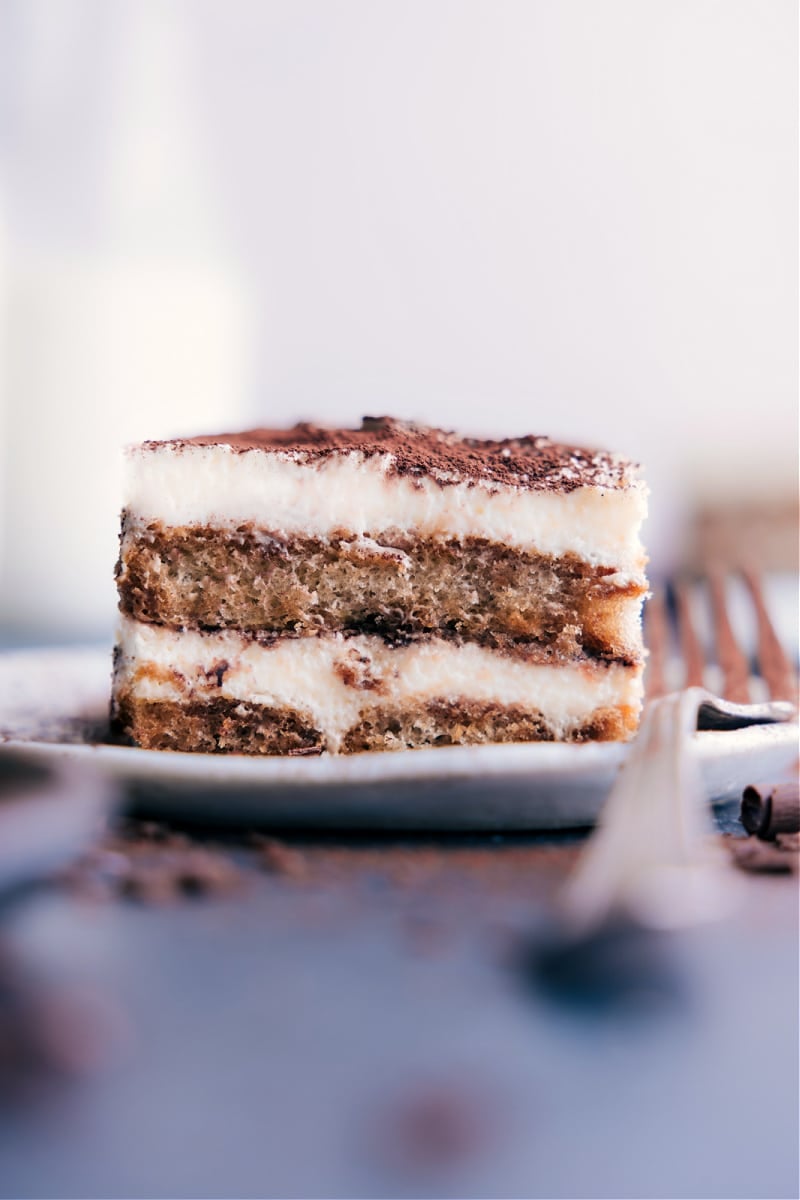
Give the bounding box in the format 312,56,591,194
142,416,639,494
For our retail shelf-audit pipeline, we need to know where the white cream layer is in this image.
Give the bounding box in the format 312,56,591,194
115,617,643,751
124,444,648,571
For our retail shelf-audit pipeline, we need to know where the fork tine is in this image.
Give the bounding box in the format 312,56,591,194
673,579,706,689
707,571,751,703
644,589,669,699
741,568,797,702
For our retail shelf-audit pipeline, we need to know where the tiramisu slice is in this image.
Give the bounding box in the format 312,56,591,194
112,418,648,754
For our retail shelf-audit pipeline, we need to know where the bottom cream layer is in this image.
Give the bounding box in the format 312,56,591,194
112,618,643,754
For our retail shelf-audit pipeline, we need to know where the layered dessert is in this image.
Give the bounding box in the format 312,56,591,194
112,417,648,754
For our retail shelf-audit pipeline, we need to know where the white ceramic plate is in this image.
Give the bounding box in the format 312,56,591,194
1,647,797,830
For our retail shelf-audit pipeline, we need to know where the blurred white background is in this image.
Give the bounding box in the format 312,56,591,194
0,0,796,638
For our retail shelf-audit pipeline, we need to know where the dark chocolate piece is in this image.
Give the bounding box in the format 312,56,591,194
741,781,800,840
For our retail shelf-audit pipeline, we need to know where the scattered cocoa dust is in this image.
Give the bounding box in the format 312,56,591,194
58,818,586,906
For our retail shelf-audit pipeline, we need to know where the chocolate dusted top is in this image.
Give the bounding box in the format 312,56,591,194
144,417,640,493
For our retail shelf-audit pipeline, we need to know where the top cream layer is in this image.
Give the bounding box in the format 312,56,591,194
124,444,648,569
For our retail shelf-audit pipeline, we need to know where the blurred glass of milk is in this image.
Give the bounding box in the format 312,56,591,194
1,2,253,640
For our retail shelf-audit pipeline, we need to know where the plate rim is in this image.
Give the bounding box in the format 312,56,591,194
1,644,797,791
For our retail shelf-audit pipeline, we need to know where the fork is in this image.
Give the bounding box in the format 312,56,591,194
644,568,797,707
561,569,797,932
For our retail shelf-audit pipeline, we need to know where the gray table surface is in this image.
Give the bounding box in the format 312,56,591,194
0,627,798,1198
0,821,797,1200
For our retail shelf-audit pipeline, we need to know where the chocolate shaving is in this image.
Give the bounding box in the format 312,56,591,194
741,781,800,840
729,839,797,874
